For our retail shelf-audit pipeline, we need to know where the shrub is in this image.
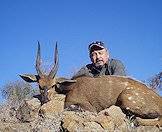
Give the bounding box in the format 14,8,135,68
1,80,37,106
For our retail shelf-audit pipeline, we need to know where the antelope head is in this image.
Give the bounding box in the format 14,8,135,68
20,42,76,104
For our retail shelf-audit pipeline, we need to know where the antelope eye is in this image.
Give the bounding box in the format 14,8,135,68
52,85,55,88
39,86,42,89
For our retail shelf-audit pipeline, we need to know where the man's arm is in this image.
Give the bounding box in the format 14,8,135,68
72,66,93,79
110,59,126,76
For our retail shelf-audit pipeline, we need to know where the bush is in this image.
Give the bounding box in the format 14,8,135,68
148,72,162,91
1,80,38,106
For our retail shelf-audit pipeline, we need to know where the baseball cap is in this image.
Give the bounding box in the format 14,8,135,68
88,41,106,53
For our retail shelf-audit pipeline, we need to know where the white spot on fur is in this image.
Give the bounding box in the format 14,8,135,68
135,92,139,96
128,96,133,100
142,102,145,105
142,92,146,94
126,86,134,90
124,82,129,86
136,106,140,109
151,96,155,99
126,107,130,110
132,101,136,104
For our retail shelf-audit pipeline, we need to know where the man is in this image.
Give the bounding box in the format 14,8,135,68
73,41,126,78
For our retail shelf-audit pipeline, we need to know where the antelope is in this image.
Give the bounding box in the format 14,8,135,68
20,42,76,104
20,42,162,126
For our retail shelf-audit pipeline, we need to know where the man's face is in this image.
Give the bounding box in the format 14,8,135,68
90,48,109,67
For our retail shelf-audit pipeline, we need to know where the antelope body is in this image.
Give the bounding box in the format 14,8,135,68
65,75,162,126
20,42,162,126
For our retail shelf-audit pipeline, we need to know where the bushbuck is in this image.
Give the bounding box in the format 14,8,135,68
19,42,76,104
20,42,162,126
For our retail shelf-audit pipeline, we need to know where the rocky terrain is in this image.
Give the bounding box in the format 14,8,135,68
0,94,161,132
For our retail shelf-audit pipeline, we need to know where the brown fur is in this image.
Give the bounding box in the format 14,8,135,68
64,75,162,126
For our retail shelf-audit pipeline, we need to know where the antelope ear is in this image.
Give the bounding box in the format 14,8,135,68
19,74,38,82
55,77,76,94
56,77,76,85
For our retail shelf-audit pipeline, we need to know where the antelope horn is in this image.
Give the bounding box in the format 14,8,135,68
35,41,43,77
49,42,59,78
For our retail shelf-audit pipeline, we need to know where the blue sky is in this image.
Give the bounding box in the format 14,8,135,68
0,0,162,102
